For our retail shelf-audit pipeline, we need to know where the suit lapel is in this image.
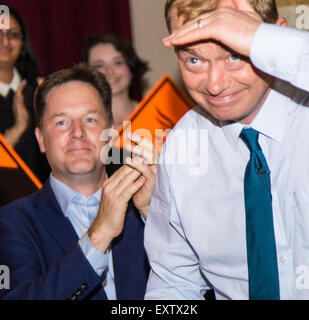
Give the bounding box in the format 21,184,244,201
33,180,79,253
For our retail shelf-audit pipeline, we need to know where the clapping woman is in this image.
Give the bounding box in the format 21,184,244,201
0,7,49,182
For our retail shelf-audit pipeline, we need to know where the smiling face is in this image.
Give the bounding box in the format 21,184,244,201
0,16,23,68
35,81,109,185
171,15,271,124
88,43,132,97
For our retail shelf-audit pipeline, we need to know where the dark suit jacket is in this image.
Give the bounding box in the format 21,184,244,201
0,179,149,300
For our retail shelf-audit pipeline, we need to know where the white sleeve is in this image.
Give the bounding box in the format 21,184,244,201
250,23,309,92
144,143,207,300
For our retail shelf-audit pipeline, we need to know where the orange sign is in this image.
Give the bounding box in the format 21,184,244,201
0,133,42,207
0,144,18,169
113,74,193,153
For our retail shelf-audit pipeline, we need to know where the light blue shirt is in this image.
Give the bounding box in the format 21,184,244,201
49,174,116,299
145,23,309,300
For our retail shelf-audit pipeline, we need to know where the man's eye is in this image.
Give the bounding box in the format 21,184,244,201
86,118,96,123
228,55,240,63
56,120,65,126
188,57,201,66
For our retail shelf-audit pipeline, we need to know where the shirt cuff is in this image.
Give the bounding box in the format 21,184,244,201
137,208,146,224
78,232,109,276
250,23,308,83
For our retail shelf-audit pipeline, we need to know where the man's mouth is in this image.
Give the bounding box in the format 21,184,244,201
206,90,244,106
67,147,91,153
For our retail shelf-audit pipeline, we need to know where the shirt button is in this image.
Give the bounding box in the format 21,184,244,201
279,256,286,263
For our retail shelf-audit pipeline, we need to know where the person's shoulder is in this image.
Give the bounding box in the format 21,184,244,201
0,189,42,222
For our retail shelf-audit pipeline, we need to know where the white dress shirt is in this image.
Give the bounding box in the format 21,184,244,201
49,174,117,299
144,23,309,300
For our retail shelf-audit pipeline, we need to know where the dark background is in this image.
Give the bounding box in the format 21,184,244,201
4,0,132,75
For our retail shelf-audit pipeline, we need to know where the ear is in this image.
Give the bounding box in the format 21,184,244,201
276,17,288,27
34,127,46,154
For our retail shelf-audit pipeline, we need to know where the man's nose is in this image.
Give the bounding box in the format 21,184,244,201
70,119,86,139
206,63,230,96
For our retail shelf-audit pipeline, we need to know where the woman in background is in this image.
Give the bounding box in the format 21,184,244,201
82,33,149,128
0,7,49,182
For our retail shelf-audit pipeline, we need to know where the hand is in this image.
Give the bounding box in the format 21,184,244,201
4,80,30,147
12,80,30,134
163,0,262,57
124,133,158,219
87,165,144,253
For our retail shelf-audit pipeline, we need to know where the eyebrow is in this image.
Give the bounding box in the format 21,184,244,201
51,109,103,119
177,45,246,62
176,47,206,61
176,47,199,55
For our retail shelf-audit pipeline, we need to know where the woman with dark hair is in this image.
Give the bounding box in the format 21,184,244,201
0,6,50,182
82,33,149,128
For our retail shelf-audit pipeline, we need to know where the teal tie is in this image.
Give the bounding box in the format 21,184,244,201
240,128,280,300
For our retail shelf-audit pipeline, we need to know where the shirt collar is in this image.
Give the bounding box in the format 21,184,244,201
49,174,102,217
0,68,21,97
220,84,289,150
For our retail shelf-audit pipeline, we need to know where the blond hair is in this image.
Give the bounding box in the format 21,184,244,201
165,0,279,32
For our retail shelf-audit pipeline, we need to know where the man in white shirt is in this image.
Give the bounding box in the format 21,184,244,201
144,0,309,299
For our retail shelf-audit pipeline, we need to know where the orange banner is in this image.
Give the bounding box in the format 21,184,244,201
0,144,18,169
0,133,42,189
114,74,194,153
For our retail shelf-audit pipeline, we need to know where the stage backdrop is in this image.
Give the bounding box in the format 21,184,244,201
4,0,132,75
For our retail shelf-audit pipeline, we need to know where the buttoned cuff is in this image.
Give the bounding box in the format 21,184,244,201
250,23,309,84
78,232,109,276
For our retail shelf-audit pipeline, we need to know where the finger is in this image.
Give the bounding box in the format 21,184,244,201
125,133,159,164
14,81,27,107
126,132,155,150
17,79,27,92
163,13,215,47
115,169,143,201
112,167,141,196
15,80,27,100
126,156,156,179
162,21,196,45
103,164,135,190
125,144,156,165
119,175,146,201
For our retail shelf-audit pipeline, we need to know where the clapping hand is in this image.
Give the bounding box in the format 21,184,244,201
124,133,158,220
4,80,30,147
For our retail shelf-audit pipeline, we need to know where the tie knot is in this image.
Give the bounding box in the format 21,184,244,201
240,128,260,153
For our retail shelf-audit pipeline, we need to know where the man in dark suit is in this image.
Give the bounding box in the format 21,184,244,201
0,64,157,300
